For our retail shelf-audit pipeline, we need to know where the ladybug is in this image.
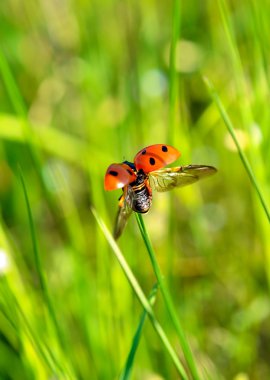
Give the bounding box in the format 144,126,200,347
104,144,217,239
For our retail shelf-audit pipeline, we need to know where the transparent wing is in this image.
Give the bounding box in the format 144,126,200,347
149,165,217,192
113,194,133,239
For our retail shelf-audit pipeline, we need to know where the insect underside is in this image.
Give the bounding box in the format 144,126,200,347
126,170,152,213
126,182,152,213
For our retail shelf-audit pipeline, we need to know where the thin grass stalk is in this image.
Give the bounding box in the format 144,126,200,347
19,169,67,352
0,278,64,377
0,51,42,156
167,0,181,286
119,284,158,380
168,0,181,144
217,0,252,125
91,207,188,380
204,77,270,223
0,52,70,242
135,213,201,380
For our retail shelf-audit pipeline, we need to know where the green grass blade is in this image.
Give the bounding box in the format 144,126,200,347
0,51,39,148
0,113,92,169
0,279,64,377
119,283,158,380
0,53,74,244
168,0,181,143
135,213,201,380
18,168,67,353
217,0,252,124
0,51,26,118
91,207,188,380
204,77,270,223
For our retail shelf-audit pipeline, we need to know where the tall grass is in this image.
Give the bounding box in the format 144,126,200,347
0,0,269,379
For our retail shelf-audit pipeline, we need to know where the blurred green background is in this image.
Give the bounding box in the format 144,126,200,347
0,0,270,379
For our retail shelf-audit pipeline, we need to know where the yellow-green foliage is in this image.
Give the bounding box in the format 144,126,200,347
0,0,269,379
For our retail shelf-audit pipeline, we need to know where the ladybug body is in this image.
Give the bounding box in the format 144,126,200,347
104,144,217,239
127,169,152,213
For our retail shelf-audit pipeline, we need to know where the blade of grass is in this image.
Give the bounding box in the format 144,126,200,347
119,283,158,380
91,207,188,380
18,168,70,364
135,213,201,380
0,51,26,119
0,51,42,159
168,0,181,144
167,0,181,288
0,52,78,245
0,279,65,378
204,77,270,224
0,113,101,170
217,0,252,125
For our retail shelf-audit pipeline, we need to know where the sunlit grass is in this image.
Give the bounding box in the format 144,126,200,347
136,213,201,380
0,0,269,379
205,78,270,224
92,208,188,379
119,283,158,380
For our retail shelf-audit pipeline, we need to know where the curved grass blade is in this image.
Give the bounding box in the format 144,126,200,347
0,279,66,378
18,168,69,364
136,213,201,380
91,207,188,380
204,77,270,224
119,283,158,380
168,0,181,144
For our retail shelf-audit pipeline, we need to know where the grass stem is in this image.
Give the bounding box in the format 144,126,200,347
204,77,270,224
92,208,189,379
135,213,201,380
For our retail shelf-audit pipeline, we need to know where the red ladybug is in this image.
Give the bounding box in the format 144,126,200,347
105,144,217,239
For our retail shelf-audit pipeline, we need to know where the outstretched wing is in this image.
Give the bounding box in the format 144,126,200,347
149,165,217,192
113,193,133,239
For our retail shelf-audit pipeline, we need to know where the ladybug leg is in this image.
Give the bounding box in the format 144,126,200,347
118,194,124,207
118,186,128,207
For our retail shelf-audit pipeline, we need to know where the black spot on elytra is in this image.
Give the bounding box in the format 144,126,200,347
109,170,118,176
141,149,146,155
162,145,168,152
149,157,155,165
